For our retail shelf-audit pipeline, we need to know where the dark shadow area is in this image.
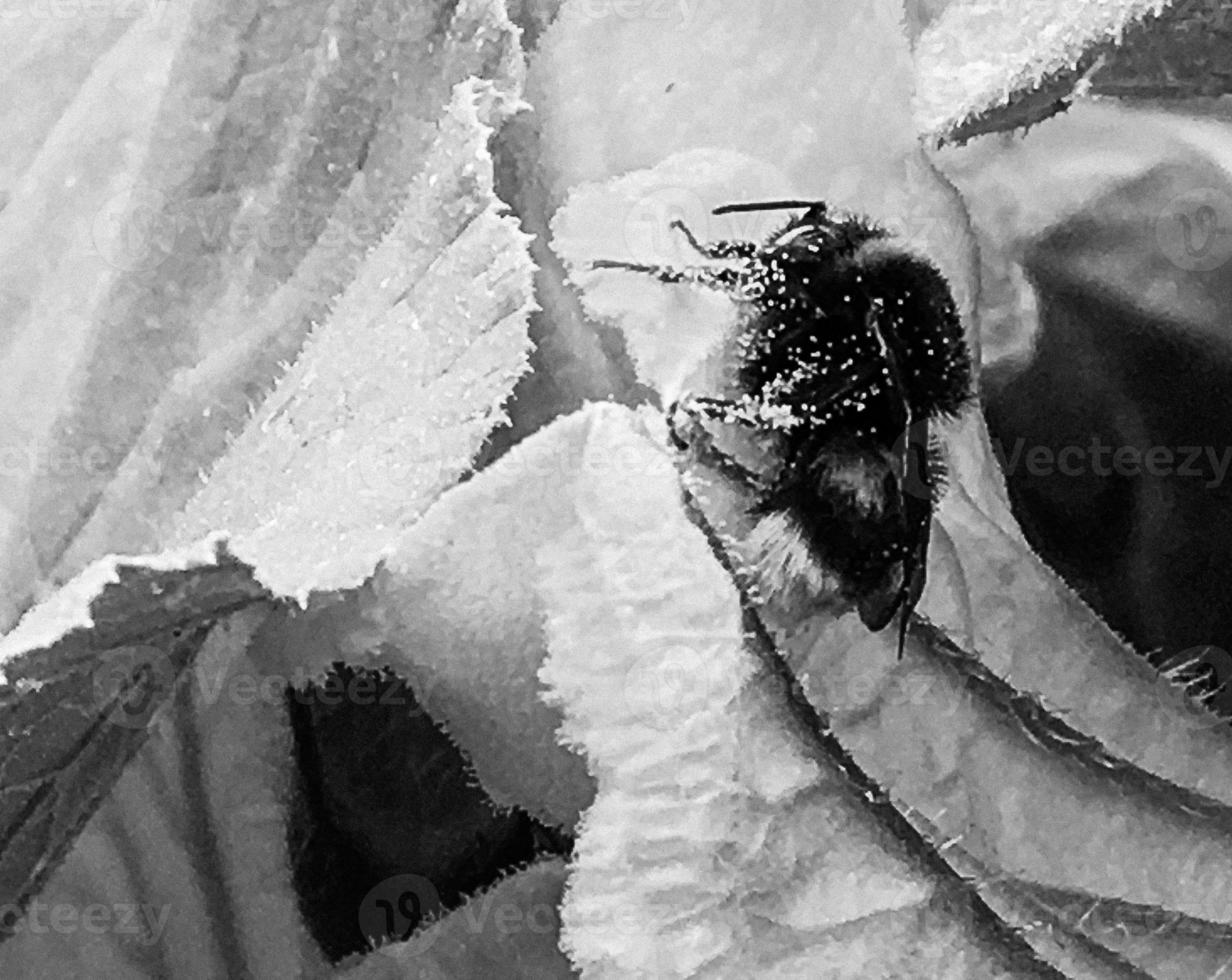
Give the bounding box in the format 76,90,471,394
982,160,1232,709
285,664,571,963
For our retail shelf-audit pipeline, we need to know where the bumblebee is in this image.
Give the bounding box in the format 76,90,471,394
593,200,973,655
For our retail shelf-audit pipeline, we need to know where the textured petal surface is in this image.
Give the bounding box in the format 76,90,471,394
172,74,535,599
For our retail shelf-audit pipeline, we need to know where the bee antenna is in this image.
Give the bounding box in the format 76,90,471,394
712,200,827,216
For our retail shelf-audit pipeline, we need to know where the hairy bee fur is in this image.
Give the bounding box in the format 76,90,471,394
593,200,973,655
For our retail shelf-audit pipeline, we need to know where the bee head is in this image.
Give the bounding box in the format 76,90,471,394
712,199,885,258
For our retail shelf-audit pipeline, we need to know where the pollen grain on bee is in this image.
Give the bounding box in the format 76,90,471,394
602,200,971,650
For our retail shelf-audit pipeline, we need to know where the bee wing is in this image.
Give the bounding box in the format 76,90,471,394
899,427,935,602
851,301,937,644
853,423,933,645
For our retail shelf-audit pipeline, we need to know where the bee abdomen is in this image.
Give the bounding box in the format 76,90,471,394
764,448,911,624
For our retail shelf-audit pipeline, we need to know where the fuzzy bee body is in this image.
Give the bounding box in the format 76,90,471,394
593,201,973,654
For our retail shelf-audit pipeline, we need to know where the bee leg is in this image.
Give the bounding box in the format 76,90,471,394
894,580,913,660
590,260,746,293
667,397,767,492
686,395,769,428
895,530,929,660
669,220,758,260
894,437,936,659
